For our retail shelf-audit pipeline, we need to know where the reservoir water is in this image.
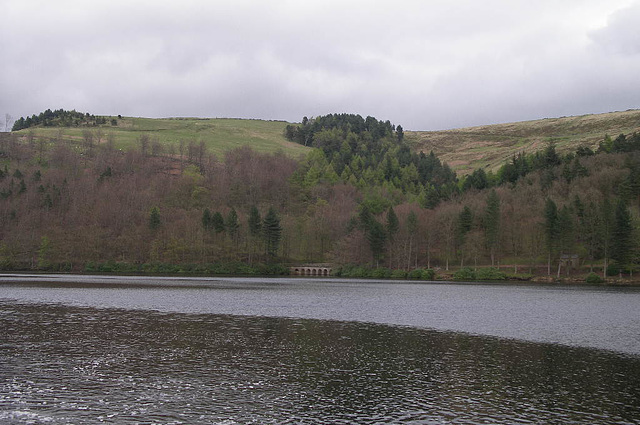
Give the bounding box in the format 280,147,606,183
1,275,639,424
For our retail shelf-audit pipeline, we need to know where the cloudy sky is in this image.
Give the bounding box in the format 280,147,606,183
1,0,639,130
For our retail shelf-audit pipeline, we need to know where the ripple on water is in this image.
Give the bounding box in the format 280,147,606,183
1,301,639,424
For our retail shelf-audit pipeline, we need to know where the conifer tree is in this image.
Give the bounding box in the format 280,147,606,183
611,199,634,275
484,190,500,265
544,199,558,275
385,206,399,268
247,206,262,264
226,208,239,242
600,198,614,277
366,218,387,268
149,207,161,230
407,210,418,270
248,206,262,237
386,206,399,241
202,208,213,230
212,212,225,233
263,207,282,257
457,205,473,267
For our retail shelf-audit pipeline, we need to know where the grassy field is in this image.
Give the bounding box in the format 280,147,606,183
13,110,640,174
15,116,310,158
405,110,640,175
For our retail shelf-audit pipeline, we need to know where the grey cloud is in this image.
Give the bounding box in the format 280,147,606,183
1,1,639,130
590,2,640,55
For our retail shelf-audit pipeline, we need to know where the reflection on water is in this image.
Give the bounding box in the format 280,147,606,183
1,277,640,355
1,301,639,424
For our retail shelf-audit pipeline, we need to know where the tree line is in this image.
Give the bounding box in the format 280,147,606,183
2,113,638,278
11,108,115,131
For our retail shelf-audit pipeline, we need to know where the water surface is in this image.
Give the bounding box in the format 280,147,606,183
1,276,639,424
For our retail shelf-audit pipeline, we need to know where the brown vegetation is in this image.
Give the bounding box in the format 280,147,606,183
406,109,640,175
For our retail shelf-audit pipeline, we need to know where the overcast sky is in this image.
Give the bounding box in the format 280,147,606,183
2,0,639,130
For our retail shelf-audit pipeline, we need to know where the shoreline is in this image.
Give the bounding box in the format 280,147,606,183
1,272,639,287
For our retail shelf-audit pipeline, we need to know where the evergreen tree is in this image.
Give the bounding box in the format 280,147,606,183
212,212,225,233
458,206,473,236
544,198,558,275
247,205,262,264
386,206,399,241
202,208,213,230
457,205,473,267
407,210,418,269
385,206,399,268
366,218,387,267
557,206,574,255
248,206,262,237
149,207,161,230
600,198,614,277
226,208,240,242
484,190,500,265
556,205,575,277
359,204,374,230
582,201,603,271
611,199,634,274
263,207,282,257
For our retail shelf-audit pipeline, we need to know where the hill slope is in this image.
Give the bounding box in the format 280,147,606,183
406,110,640,175
14,116,310,157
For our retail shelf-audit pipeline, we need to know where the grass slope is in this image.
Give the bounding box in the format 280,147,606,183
406,110,640,175
17,116,310,158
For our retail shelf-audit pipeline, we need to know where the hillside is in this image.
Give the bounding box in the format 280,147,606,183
1,109,639,279
406,110,640,175
13,116,310,158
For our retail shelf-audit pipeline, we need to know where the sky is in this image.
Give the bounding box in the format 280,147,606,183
1,0,639,131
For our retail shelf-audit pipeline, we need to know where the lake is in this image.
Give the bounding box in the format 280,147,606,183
1,275,639,424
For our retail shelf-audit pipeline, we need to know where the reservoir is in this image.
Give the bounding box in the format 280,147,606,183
1,275,639,424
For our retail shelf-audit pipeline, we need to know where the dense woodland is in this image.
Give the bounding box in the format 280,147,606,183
11,109,113,131
1,112,639,279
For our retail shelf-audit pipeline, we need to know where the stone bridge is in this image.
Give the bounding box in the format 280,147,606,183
290,265,333,277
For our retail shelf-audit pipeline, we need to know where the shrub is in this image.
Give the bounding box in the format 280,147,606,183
453,267,476,281
585,272,604,284
475,267,507,281
370,267,392,278
606,264,620,276
421,268,436,280
407,269,423,279
343,266,369,278
407,268,436,280
391,269,408,279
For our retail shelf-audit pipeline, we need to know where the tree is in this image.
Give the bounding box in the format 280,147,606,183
202,208,213,230
396,125,404,142
247,205,262,264
226,208,239,242
611,199,635,275
543,199,558,275
149,207,161,230
212,211,225,234
600,198,614,277
38,236,51,269
556,205,574,277
248,206,262,237
366,218,387,267
457,205,473,266
484,190,500,265
406,210,418,270
386,206,400,239
385,206,399,268
263,207,282,257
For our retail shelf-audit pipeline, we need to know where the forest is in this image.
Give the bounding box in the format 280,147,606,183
1,111,639,280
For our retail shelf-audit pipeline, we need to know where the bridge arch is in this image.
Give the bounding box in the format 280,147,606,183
290,266,333,277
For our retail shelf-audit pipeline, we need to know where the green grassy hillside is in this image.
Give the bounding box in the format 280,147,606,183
15,116,310,157
406,110,640,175
13,110,640,175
